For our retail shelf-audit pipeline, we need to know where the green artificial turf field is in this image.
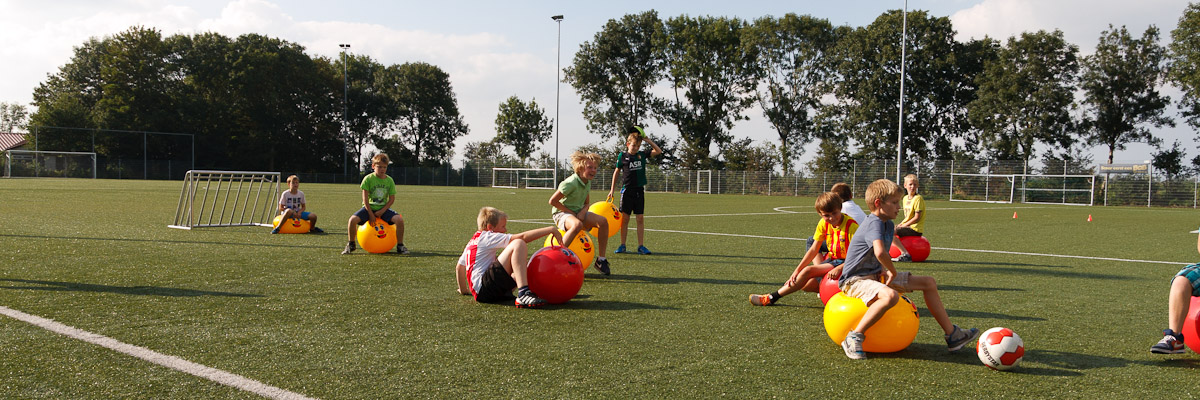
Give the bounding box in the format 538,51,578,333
1,178,1197,398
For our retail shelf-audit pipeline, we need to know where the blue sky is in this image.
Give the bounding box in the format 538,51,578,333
0,0,1191,167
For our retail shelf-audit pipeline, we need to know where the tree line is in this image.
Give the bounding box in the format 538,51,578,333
563,5,1200,177
19,4,1200,178
27,26,468,173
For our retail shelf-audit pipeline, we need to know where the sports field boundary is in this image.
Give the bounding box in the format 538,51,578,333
0,306,316,400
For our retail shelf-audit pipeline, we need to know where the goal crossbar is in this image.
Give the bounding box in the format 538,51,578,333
169,170,281,230
492,167,555,190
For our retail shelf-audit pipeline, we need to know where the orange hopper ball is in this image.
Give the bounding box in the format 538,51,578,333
356,220,397,253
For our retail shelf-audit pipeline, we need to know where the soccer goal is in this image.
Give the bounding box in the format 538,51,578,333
696,170,712,194
491,167,555,189
949,172,1015,203
1016,174,1096,206
4,150,97,178
168,170,281,230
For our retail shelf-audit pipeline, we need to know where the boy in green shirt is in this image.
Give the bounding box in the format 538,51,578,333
342,153,408,255
549,151,611,275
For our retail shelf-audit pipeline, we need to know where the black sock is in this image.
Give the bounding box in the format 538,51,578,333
768,291,781,303
347,240,355,247
518,286,531,296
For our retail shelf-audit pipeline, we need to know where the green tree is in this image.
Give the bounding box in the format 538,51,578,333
806,135,854,173
1153,139,1187,179
969,30,1079,161
743,14,839,172
377,62,468,166
1080,25,1173,164
657,15,757,169
0,102,29,132
1169,3,1200,130
829,10,985,161
462,140,517,166
720,137,778,171
494,96,554,164
563,11,666,139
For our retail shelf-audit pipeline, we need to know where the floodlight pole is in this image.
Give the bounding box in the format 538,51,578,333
340,43,351,178
552,15,563,185
896,0,908,183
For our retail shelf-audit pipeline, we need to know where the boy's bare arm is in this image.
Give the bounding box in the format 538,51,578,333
377,195,395,217
608,168,620,199
873,239,897,283
512,226,560,244
645,137,663,157
455,263,470,295
361,190,375,221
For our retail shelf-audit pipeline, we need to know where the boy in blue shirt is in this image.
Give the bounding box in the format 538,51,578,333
832,178,978,360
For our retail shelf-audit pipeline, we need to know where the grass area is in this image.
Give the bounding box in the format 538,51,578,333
1,178,1198,398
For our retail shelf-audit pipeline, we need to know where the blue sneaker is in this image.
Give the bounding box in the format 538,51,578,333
945,325,980,351
637,245,652,255
614,244,627,254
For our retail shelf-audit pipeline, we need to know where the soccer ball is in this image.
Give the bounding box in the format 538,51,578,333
977,327,1024,370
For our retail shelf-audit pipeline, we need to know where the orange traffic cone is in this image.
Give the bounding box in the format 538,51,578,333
1012,212,1018,219
1087,214,1092,222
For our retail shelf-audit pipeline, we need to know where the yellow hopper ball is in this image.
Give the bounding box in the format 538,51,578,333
823,292,919,353
272,214,311,234
356,219,397,253
587,201,621,238
543,231,595,269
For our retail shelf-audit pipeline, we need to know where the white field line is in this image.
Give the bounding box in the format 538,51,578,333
0,306,315,400
509,209,1188,265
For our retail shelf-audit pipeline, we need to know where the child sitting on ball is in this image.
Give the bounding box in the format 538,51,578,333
750,192,858,306
273,175,323,234
833,178,978,360
342,153,407,255
1149,231,1200,354
455,207,562,308
549,150,611,275
891,174,926,262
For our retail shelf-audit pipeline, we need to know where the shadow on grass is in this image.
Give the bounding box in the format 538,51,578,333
934,308,1046,321
1,233,460,257
972,266,1126,280
919,259,1071,269
0,279,264,298
935,284,1025,293
638,251,796,263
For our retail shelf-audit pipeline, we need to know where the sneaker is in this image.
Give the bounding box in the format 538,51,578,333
842,331,866,360
892,254,912,262
341,242,355,255
749,294,773,306
637,245,652,255
593,258,611,275
615,244,627,254
309,226,324,234
270,227,280,234
515,292,548,308
1151,331,1186,354
945,325,980,351
396,244,410,255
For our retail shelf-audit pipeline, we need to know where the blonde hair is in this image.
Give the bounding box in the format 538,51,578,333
814,192,844,213
477,207,507,231
864,179,903,211
569,150,599,175
287,175,299,184
903,174,919,185
372,153,390,167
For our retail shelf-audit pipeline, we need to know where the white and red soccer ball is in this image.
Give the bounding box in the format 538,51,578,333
977,327,1024,370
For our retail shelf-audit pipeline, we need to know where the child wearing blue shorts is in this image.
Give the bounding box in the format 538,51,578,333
1150,232,1200,353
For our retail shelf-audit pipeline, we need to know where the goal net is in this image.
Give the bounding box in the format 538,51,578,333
491,167,555,189
696,170,712,194
1016,174,1095,206
169,170,281,230
950,173,1015,203
4,150,97,178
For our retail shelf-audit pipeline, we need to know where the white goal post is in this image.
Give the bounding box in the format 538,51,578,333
949,172,1015,203
491,167,555,189
696,170,712,194
169,170,281,230
1016,174,1095,206
4,150,97,179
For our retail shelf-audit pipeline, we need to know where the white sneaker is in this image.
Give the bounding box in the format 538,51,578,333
842,331,866,360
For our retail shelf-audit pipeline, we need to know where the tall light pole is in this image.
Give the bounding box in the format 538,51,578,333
896,1,907,183
340,43,351,178
552,15,563,185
